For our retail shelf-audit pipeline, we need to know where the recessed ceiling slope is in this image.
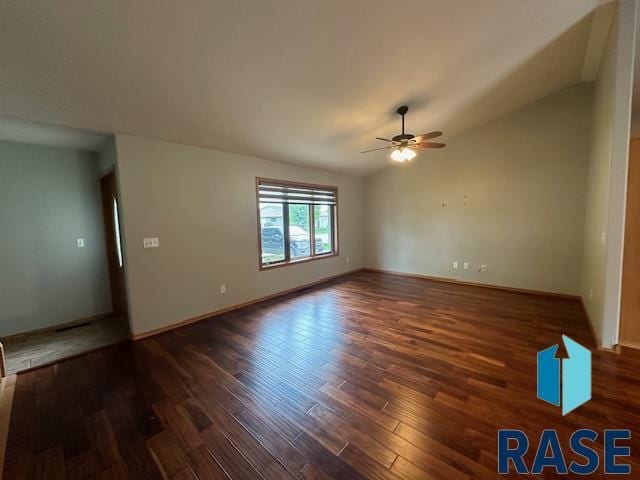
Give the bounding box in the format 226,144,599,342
0,115,108,151
0,0,607,175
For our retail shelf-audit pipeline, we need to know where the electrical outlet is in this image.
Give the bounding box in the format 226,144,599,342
76,238,85,248
453,262,459,269
346,257,350,263
220,285,226,294
143,237,159,248
463,262,469,270
480,264,487,272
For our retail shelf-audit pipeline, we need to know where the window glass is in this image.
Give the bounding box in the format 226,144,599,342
259,203,285,265
314,204,332,254
288,204,311,259
257,180,337,268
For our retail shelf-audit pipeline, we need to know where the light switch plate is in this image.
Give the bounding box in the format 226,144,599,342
76,238,85,248
463,262,469,270
143,237,160,248
453,262,459,269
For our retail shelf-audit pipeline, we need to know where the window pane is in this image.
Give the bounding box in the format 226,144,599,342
314,204,333,254
260,203,285,264
288,204,311,259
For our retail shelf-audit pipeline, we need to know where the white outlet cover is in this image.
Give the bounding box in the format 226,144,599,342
76,238,85,247
453,262,459,269
463,262,469,270
220,285,226,294
143,237,160,248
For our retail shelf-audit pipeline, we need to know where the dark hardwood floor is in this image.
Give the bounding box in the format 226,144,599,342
3,271,640,479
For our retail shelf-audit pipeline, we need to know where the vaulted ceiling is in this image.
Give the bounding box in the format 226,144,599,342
0,0,610,174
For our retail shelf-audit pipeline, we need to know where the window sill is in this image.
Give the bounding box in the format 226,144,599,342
260,252,338,271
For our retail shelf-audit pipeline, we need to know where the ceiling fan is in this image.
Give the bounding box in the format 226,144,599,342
361,105,445,162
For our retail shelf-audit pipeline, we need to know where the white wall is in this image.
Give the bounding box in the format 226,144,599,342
114,134,364,336
0,140,112,336
364,83,593,296
581,0,637,348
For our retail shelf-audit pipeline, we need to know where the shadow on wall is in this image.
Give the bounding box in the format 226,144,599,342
441,12,595,139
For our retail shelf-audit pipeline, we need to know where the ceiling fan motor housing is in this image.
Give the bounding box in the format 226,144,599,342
392,133,415,142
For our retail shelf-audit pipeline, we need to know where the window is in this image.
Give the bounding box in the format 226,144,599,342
257,178,337,268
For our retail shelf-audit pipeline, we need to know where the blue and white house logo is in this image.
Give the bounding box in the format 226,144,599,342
537,335,591,415
498,336,632,475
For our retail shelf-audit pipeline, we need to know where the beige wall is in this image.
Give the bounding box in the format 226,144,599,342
114,134,364,336
0,140,112,336
364,83,593,296
581,0,636,348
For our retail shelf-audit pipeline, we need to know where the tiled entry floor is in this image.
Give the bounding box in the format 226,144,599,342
2,316,130,374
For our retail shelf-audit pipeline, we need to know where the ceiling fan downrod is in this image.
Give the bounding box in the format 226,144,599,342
397,105,408,136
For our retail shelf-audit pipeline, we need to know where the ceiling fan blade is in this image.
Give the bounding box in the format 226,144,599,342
361,146,393,153
375,137,394,142
416,142,446,149
412,131,443,143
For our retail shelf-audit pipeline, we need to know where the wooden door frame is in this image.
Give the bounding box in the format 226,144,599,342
99,169,129,321
619,138,640,348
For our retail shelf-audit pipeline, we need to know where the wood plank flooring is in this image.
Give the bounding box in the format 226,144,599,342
2,316,130,374
3,271,640,479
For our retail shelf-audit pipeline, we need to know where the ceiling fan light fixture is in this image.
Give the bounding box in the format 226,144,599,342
361,105,445,160
405,148,416,161
391,147,416,162
390,148,404,162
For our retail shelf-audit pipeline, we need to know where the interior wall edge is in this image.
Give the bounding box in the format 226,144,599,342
581,0,637,350
602,0,637,347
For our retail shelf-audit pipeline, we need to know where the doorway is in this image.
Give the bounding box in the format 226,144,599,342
0,154,130,375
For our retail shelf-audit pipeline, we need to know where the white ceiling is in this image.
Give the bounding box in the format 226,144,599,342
0,0,610,175
0,115,108,152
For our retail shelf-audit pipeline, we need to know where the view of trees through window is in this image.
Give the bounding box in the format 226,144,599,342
258,180,336,267
314,204,332,254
